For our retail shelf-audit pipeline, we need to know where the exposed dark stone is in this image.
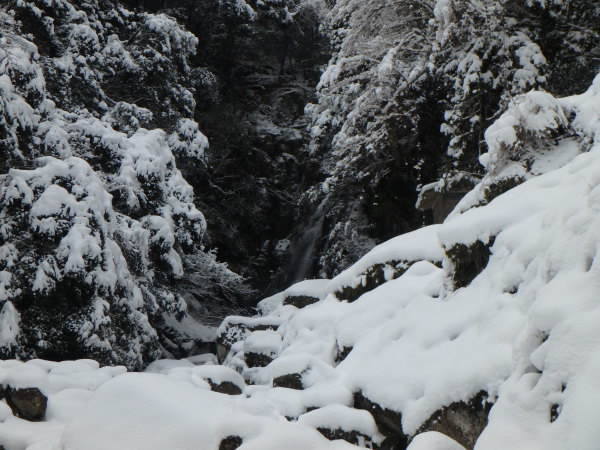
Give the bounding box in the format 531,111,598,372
445,237,495,289
336,261,410,303
317,427,373,447
245,352,274,368
208,380,243,396
353,391,408,448
283,295,319,309
417,177,477,224
414,391,492,450
483,176,526,204
216,319,279,364
273,373,303,390
335,345,353,364
219,435,243,450
5,386,48,421
550,403,560,422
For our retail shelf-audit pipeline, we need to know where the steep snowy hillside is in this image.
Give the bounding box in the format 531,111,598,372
2,70,599,449
303,0,599,278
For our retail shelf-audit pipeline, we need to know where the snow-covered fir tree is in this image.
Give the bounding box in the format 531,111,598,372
0,0,251,369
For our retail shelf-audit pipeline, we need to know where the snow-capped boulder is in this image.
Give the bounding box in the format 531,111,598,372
216,316,283,364
414,392,491,449
298,404,384,448
327,225,443,302
243,330,282,368
3,387,47,422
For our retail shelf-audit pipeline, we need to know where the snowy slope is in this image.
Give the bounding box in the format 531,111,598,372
1,74,600,450
214,74,600,449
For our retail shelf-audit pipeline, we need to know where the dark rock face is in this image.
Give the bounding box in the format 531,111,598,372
219,435,243,450
208,381,243,396
283,295,319,309
414,392,492,449
5,386,48,422
244,352,274,368
353,391,408,449
445,238,495,290
273,373,303,390
336,261,410,303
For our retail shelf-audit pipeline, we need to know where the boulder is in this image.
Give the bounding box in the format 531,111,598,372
283,295,319,309
445,238,495,289
336,261,410,303
299,404,384,449
208,381,243,396
244,352,274,368
273,373,303,390
219,435,243,450
5,386,48,421
414,391,491,449
216,317,280,364
353,391,408,448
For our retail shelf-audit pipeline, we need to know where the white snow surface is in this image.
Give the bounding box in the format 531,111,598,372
326,224,444,294
407,432,466,450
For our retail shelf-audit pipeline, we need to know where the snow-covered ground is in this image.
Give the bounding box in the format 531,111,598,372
1,64,600,450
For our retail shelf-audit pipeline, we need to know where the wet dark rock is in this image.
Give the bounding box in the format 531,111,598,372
5,386,48,422
219,435,243,450
445,238,495,290
208,381,243,396
353,391,408,448
336,261,410,303
244,352,274,368
283,295,319,309
414,391,492,450
273,373,304,390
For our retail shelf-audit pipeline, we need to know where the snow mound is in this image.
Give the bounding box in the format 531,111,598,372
407,432,465,450
58,373,355,450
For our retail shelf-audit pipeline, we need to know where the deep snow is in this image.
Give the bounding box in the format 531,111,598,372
1,73,599,449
